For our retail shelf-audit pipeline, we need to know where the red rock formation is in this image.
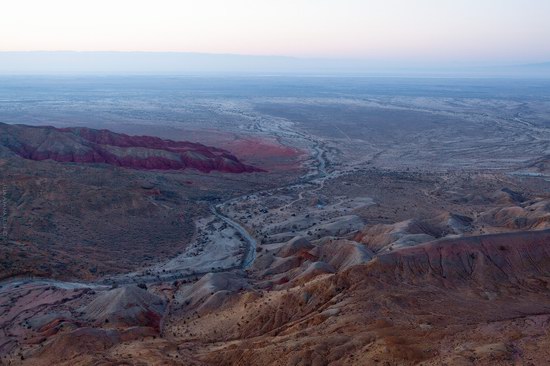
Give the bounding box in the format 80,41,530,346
0,123,264,173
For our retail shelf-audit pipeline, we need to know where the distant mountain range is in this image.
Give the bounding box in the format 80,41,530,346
0,51,549,77
523,62,550,68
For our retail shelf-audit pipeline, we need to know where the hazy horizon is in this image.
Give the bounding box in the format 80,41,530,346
2,0,550,77
0,51,549,77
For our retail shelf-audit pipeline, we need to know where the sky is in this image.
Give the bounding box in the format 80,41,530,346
0,0,549,73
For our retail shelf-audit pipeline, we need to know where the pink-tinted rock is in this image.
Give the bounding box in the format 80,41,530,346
0,123,264,173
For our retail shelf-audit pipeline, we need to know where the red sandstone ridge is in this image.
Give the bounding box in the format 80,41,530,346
173,131,306,172
220,136,305,172
0,123,264,173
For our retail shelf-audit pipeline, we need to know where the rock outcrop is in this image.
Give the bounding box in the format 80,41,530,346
0,123,263,173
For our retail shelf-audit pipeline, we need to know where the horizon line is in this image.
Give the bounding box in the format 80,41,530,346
0,51,549,68
0,51,549,78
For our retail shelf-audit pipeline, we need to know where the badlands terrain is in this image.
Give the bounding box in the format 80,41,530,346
0,77,549,365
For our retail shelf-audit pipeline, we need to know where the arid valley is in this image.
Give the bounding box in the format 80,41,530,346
0,77,549,365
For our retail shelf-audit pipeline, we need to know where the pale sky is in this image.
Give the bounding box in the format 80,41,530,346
1,0,550,64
